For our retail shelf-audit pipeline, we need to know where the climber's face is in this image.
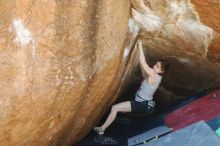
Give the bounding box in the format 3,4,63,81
153,62,163,74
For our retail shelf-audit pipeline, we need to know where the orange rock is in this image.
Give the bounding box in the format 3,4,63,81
0,0,131,145
132,0,220,109
190,0,220,61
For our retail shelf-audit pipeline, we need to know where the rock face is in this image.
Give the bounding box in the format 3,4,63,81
131,0,220,101
0,0,220,146
0,0,132,145
190,0,220,61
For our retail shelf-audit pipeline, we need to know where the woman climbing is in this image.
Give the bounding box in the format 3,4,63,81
93,40,169,135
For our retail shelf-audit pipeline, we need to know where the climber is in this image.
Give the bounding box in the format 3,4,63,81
93,40,170,135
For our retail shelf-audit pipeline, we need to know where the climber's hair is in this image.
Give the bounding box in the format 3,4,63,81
158,59,170,76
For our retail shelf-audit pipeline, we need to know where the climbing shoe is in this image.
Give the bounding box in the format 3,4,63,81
93,127,104,135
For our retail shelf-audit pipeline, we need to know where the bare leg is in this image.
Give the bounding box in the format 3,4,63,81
100,101,132,132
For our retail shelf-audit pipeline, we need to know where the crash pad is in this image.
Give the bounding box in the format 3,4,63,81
164,90,220,130
140,121,220,146
128,126,172,146
207,116,220,131
216,128,220,137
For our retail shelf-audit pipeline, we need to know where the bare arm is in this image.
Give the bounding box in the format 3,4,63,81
139,62,147,78
137,40,155,77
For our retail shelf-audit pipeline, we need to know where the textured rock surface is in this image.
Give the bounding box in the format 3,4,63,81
0,0,132,145
190,0,220,61
131,0,220,102
0,0,220,146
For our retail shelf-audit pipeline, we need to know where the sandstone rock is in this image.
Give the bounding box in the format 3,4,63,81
0,0,131,145
131,0,220,100
190,0,220,61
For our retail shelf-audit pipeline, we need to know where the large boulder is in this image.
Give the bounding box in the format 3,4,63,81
0,0,132,145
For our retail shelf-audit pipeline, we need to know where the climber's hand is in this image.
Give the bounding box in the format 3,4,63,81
137,40,142,49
